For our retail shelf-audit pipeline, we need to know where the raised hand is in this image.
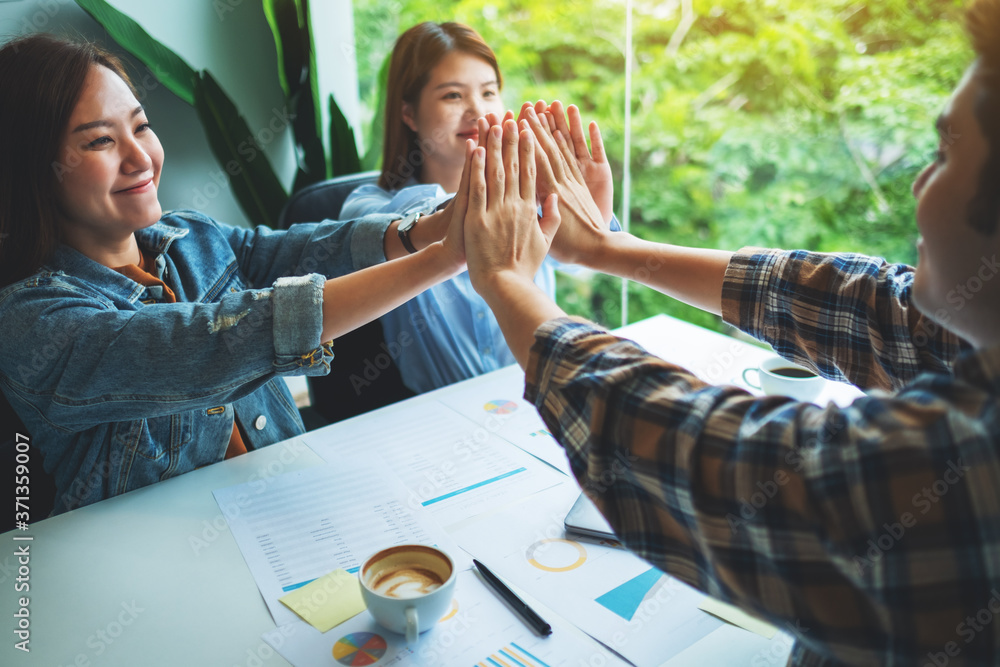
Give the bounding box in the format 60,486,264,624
464,118,560,293
405,111,513,262
439,139,476,270
518,101,609,266
538,100,613,224
478,110,514,149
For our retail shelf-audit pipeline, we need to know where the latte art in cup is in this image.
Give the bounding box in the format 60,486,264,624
359,544,457,644
370,566,445,598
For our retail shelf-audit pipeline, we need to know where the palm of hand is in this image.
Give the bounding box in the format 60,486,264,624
465,121,559,290
517,102,609,266
548,179,605,266
529,101,614,224
441,201,466,267
580,158,613,224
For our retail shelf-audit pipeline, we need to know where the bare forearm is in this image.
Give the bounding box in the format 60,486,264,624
382,209,450,261
321,243,459,341
478,273,566,369
585,234,733,316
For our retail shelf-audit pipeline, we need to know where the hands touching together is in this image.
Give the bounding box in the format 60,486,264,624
451,99,730,322
416,99,614,366
456,117,568,366
451,100,615,278
516,101,614,266
549,101,614,225
463,119,561,295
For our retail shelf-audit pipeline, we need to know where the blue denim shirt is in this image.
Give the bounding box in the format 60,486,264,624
0,209,395,514
343,182,621,394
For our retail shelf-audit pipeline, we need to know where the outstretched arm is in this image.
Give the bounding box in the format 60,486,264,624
516,105,968,386
464,119,564,368
523,100,615,224
516,104,733,315
378,111,519,261
321,141,475,341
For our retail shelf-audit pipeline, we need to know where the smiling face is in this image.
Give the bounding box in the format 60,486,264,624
54,64,163,260
911,60,1000,344
402,50,503,192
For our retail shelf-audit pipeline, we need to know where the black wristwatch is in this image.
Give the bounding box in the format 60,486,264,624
397,210,422,254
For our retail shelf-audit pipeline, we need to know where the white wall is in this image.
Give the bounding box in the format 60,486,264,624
312,0,364,159
0,0,360,227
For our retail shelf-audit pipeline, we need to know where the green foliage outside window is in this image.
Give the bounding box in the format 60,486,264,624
352,0,970,332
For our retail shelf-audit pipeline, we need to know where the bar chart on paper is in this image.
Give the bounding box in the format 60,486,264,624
265,570,625,667
477,641,554,667
452,484,723,667
302,399,566,526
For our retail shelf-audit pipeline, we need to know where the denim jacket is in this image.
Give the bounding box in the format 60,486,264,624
0,210,395,514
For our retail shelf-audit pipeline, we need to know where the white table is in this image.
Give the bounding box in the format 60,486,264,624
1,314,860,666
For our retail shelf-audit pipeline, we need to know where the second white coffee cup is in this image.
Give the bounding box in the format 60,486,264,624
742,355,824,402
359,544,456,644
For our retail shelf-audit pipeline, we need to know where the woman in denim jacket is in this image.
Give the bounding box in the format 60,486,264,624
0,35,470,514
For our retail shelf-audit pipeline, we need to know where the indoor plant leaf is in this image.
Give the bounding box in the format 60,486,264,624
74,0,197,106
193,71,288,228
329,93,362,177
264,0,329,191
262,0,307,101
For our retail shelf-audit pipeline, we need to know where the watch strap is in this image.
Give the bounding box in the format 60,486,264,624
397,211,421,254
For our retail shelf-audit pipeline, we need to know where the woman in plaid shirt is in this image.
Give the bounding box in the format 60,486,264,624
454,0,1000,664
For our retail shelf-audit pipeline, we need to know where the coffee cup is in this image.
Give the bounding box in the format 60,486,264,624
359,544,456,644
742,355,824,402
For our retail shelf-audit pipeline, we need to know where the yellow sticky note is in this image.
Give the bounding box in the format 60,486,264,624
698,597,778,639
279,569,366,633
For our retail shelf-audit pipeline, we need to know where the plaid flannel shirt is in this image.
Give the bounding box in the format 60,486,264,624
525,248,1000,666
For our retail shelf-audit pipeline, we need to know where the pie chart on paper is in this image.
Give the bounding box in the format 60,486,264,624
483,399,518,415
332,632,387,666
525,538,588,572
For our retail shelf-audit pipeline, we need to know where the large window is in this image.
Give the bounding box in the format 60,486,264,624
352,0,967,331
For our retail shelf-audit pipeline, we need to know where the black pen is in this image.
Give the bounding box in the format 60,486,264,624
473,558,553,636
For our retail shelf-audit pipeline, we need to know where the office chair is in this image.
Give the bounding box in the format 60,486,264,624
277,171,414,424
276,170,381,228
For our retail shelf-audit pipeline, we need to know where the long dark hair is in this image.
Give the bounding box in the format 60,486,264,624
379,22,501,191
0,34,133,287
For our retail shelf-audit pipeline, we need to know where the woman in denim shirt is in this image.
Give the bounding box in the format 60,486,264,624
342,22,619,394
0,35,470,514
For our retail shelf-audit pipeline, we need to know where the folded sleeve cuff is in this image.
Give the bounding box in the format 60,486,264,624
348,213,399,269
720,247,787,342
270,273,333,374
524,316,602,406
